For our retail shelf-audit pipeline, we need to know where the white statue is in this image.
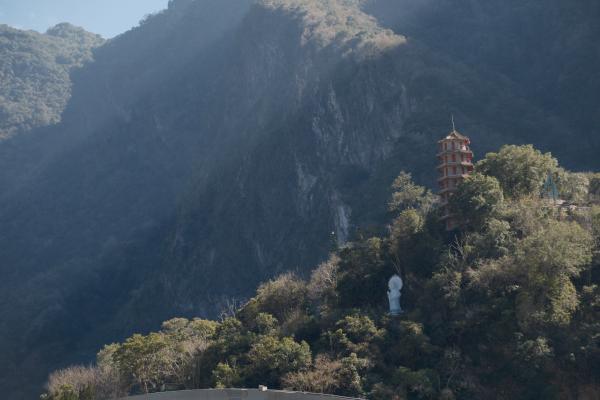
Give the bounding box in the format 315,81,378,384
388,275,403,315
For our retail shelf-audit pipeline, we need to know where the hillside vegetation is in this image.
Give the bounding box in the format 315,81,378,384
45,145,600,400
0,23,103,138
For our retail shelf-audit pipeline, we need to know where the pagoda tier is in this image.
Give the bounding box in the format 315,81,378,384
437,130,474,230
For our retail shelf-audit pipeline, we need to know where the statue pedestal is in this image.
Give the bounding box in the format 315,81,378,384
389,309,404,317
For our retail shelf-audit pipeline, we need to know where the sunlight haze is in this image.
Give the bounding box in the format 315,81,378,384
0,0,170,37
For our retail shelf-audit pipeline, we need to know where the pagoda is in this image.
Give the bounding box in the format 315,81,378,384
437,128,474,230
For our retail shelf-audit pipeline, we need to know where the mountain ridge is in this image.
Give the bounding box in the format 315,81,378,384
0,23,103,139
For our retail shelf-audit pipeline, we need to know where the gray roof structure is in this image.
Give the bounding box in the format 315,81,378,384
124,389,364,400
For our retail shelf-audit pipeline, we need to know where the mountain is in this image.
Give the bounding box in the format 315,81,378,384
44,145,600,399
0,23,103,139
0,0,599,399
364,0,600,167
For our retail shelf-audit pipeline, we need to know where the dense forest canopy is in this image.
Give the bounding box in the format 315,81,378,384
0,23,103,138
45,145,600,400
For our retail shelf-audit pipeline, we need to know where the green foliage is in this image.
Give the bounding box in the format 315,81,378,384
44,148,600,399
283,353,369,397
449,173,504,231
211,363,239,389
477,145,559,199
591,206,600,238
241,273,308,323
558,172,590,203
52,385,78,400
307,255,340,313
254,313,280,335
162,317,218,341
514,221,592,328
517,221,592,280
389,171,435,213
390,209,424,251
245,336,312,387
336,315,381,345
467,218,514,259
282,355,343,394
383,320,435,367
0,24,103,138
45,364,119,400
393,366,438,399
335,353,370,397
262,0,404,57
114,333,172,393
589,175,600,202
515,335,553,368
336,237,390,308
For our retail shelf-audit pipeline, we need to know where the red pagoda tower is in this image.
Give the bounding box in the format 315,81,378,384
437,128,474,230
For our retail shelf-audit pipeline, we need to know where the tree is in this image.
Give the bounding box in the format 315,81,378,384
336,353,370,397
448,173,504,231
254,313,279,335
558,171,589,203
245,336,312,387
502,196,555,237
477,145,559,199
592,206,600,265
191,318,248,389
589,174,600,203
514,221,593,328
390,208,423,248
42,143,600,400
307,254,340,312
325,315,382,357
392,366,438,399
336,237,390,308
335,315,381,345
211,362,239,389
50,385,78,400
282,355,343,394
389,171,435,214
96,344,125,399
46,367,100,400
113,333,173,394
468,218,514,259
0,25,103,138
241,273,308,323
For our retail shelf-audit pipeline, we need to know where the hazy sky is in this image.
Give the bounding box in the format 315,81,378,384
0,0,170,38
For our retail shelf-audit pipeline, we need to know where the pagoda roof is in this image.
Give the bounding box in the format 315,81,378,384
438,130,470,143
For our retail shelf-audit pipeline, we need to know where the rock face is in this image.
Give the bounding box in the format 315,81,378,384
0,0,598,398
365,0,600,166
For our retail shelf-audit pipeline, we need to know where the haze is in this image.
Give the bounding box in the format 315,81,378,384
0,0,170,38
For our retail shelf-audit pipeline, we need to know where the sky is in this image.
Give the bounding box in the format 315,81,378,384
0,0,170,38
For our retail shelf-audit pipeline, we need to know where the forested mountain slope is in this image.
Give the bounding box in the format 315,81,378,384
0,23,103,138
0,0,599,398
46,145,600,400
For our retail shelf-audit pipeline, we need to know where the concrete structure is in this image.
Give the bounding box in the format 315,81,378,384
125,389,363,400
437,129,474,230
